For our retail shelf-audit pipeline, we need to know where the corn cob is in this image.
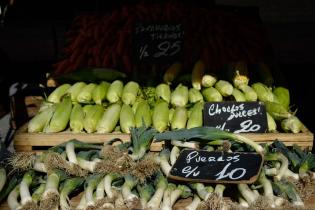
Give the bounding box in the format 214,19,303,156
264,101,292,121
106,80,124,103
44,97,72,133
232,88,246,102
238,84,257,101
169,108,175,123
202,87,223,102
97,103,121,133
230,62,249,88
171,107,187,130
191,60,205,90
273,87,290,110
251,82,274,102
122,81,139,105
135,100,152,127
171,84,188,107
163,62,182,84
266,112,277,132
77,83,97,103
187,102,204,129
132,98,145,114
201,74,217,88
152,100,169,132
47,84,71,103
281,116,302,133
92,81,110,105
155,83,171,103
66,82,86,102
188,88,204,104
83,104,94,114
84,105,104,133
70,104,84,133
28,105,55,133
120,104,135,133
215,80,234,97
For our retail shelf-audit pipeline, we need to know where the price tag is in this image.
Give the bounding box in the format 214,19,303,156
203,102,267,133
169,149,263,184
133,23,183,63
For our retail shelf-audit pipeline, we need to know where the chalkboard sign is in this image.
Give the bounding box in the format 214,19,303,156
169,149,263,184
133,23,183,63
203,102,267,133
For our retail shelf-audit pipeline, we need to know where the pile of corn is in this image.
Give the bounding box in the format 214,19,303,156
28,68,302,134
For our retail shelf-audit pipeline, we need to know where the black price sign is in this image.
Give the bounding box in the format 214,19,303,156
203,102,267,133
169,149,263,184
133,23,183,63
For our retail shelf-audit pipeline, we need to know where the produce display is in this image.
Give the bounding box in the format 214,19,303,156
29,60,303,135
1,127,315,210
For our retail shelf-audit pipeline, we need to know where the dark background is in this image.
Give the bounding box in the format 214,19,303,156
0,0,314,141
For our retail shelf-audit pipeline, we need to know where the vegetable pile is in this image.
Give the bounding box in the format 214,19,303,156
30,61,303,134
1,127,315,210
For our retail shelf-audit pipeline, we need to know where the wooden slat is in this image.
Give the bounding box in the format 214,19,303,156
14,123,313,152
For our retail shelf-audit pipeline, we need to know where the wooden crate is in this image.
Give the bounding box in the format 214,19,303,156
13,123,313,152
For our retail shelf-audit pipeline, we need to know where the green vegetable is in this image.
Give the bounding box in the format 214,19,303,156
147,172,168,209
60,177,84,210
215,80,234,97
120,104,135,134
122,174,138,204
266,112,277,132
201,74,217,88
232,88,246,102
129,126,157,161
137,183,155,208
152,100,169,132
66,82,86,102
47,84,71,103
157,149,172,176
171,107,188,130
84,104,104,133
28,105,55,133
122,81,140,105
70,103,84,132
0,168,6,193
155,83,171,104
188,88,203,103
44,96,72,133
154,127,264,154
171,84,189,107
238,84,257,101
273,87,290,110
92,81,110,105
281,116,303,133
77,83,97,103
186,102,203,129
264,101,292,120
252,82,274,102
106,80,124,103
202,87,223,102
97,103,121,133
32,183,46,203
135,100,152,128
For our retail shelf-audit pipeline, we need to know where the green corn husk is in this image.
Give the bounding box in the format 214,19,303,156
77,83,97,103
155,83,171,103
120,104,135,133
47,84,71,103
264,101,292,121
66,82,86,102
44,97,72,133
28,105,55,133
169,108,175,123
215,80,234,97
238,84,258,101
92,81,110,105
188,88,204,103
232,88,246,102
187,102,204,129
97,103,121,133
132,98,145,114
273,87,290,110
251,82,274,102
201,74,217,88
171,84,189,107
281,116,303,133
266,112,277,132
122,81,139,105
83,104,94,114
70,103,84,132
202,87,223,102
84,104,104,133
135,100,152,127
152,100,169,132
171,107,187,130
106,80,124,103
